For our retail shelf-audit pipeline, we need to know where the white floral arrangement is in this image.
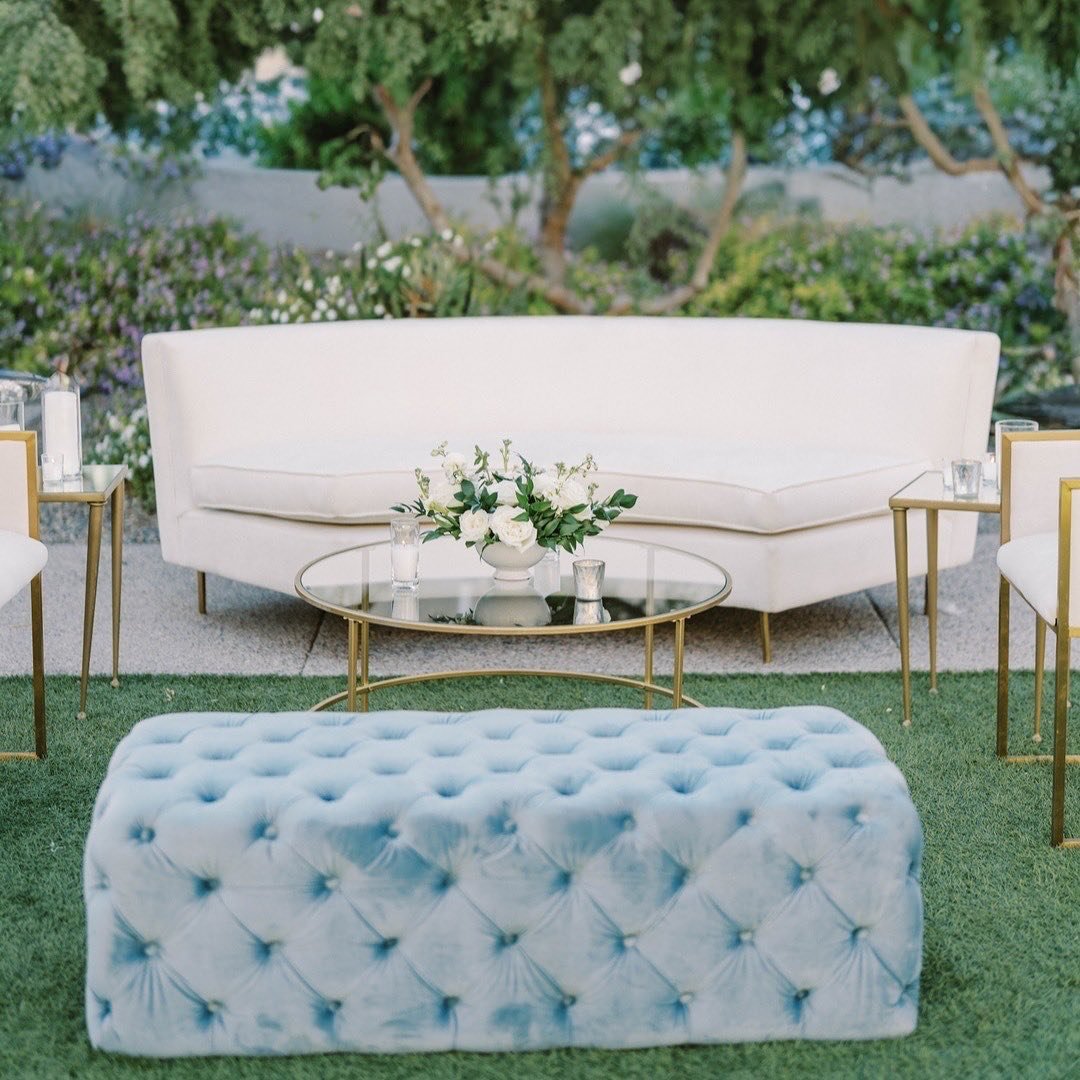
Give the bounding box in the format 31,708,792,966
392,439,637,554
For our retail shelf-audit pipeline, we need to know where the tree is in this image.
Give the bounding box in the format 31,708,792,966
2,1,846,316
820,0,1080,372
302,0,846,313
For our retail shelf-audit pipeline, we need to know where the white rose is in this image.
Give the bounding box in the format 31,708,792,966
494,478,520,505
458,508,492,544
375,241,393,258
490,504,538,551
619,61,643,86
552,477,589,513
532,472,557,499
442,452,470,480
424,477,460,514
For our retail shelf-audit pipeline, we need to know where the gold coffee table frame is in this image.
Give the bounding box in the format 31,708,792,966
296,537,732,712
890,470,1000,726
38,463,127,720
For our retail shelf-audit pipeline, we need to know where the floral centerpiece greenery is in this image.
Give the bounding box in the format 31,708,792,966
392,440,637,555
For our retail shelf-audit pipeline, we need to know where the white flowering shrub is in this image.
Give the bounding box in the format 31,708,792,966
88,404,154,509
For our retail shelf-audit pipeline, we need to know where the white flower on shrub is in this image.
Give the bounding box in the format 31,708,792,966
383,256,402,273
818,68,841,96
619,61,643,86
490,504,538,551
458,508,492,544
494,479,519,505
376,241,393,258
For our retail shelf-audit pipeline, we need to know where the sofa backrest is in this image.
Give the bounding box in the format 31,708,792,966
143,316,999,529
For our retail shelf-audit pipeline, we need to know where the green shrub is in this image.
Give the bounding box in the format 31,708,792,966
2,192,1071,509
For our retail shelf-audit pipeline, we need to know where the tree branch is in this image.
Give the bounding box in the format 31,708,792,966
896,93,999,175
371,82,593,315
971,82,1045,215
635,130,748,316
576,130,642,181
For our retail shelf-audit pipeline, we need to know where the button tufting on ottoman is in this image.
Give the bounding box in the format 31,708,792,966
84,707,924,1057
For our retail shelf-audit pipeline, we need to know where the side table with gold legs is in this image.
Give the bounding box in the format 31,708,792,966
39,464,127,719
890,470,999,726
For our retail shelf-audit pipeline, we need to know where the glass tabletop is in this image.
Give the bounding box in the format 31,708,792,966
889,469,1000,512
38,463,126,502
297,536,731,635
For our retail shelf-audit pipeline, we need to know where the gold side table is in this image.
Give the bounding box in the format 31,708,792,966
890,470,999,726
38,464,127,719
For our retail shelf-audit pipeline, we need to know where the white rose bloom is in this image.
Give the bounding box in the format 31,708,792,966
818,68,841,96
552,477,589,512
442,452,469,480
532,472,558,499
494,478,520,505
376,241,393,258
619,61,643,86
490,504,538,551
458,508,492,544
424,477,460,514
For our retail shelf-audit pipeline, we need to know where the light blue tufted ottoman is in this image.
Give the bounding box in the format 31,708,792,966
84,707,923,1057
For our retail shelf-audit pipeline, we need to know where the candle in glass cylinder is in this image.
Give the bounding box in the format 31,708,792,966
42,386,81,478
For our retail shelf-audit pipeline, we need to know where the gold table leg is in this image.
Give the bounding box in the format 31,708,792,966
347,620,359,712
1033,615,1046,743
110,482,123,689
31,574,46,758
672,618,686,708
926,508,938,693
197,571,207,615
643,624,654,709
995,576,1011,758
893,508,912,727
360,620,370,713
78,503,104,720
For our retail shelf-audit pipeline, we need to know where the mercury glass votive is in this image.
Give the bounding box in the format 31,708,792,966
573,558,605,601
951,459,982,499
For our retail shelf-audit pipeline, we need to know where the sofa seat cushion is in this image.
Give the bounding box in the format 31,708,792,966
190,437,927,534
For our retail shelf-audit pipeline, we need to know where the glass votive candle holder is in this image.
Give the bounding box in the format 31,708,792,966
389,514,420,589
573,600,609,626
41,453,63,485
573,558,605,600
951,458,982,499
0,400,24,431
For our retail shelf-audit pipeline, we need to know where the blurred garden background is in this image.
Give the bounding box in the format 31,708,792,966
1,0,1077,513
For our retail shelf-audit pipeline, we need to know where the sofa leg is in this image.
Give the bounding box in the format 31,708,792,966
197,571,207,615
759,612,772,664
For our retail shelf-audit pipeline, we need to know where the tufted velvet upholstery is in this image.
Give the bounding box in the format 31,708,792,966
85,707,923,1057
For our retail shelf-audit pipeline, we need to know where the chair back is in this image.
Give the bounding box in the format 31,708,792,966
0,432,38,538
1000,431,1080,543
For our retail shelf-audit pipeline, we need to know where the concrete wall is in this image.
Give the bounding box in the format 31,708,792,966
6,143,1042,252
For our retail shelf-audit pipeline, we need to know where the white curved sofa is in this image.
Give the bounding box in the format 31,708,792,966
143,316,998,636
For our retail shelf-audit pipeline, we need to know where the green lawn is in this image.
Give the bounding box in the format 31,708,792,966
1,672,1078,1079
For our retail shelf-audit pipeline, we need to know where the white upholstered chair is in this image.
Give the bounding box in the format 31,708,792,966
996,430,1080,847
0,432,47,760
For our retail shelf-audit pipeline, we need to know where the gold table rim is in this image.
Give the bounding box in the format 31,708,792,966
37,463,128,504
294,535,732,636
889,469,1000,514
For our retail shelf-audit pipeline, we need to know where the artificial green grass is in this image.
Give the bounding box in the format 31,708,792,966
1,672,1079,1080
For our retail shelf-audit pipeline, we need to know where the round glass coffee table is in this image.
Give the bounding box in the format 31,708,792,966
295,535,731,711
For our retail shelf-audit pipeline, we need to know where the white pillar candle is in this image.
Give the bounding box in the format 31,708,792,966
0,424,20,432
391,543,419,583
42,389,81,477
